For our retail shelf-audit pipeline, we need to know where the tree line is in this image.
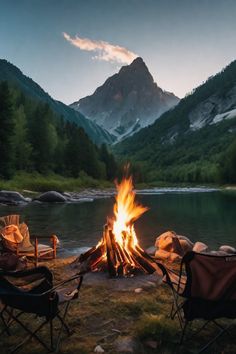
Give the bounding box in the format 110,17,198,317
0,81,117,181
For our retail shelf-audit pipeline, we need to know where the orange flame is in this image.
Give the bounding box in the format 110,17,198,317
109,176,148,248
85,175,156,276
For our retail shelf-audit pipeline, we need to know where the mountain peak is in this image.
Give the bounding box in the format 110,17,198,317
119,56,150,76
71,58,179,139
130,56,145,66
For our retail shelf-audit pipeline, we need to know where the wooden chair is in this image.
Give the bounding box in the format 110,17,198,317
0,215,57,265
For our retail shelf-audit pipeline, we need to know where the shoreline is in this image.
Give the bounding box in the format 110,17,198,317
1,171,235,198
0,185,222,206
21,184,236,196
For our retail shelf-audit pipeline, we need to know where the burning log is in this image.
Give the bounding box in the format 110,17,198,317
75,176,158,277
77,224,157,277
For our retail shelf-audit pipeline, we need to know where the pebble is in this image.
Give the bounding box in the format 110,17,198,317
134,288,143,293
219,245,236,254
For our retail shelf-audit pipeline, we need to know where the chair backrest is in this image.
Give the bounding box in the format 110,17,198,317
18,222,32,248
182,251,236,301
0,266,58,317
0,215,20,228
0,215,33,251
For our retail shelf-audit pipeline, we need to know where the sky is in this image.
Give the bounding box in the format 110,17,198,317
1,0,236,104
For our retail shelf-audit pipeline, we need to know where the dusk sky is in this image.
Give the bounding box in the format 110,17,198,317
1,0,236,104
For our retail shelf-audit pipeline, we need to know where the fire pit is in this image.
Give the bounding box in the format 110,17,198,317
77,176,157,277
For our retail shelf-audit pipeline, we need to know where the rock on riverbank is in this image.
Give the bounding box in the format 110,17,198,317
0,190,31,205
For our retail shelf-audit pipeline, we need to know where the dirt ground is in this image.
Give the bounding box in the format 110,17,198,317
0,257,236,354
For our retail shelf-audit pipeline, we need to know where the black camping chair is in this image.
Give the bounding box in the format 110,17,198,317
156,251,236,353
0,266,83,353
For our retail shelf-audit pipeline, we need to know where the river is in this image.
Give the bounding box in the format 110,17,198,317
0,189,235,255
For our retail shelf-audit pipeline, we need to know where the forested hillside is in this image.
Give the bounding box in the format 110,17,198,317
0,81,117,181
115,60,236,184
0,59,112,145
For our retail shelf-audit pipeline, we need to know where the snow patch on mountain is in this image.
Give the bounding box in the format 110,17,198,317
211,108,236,124
189,85,236,131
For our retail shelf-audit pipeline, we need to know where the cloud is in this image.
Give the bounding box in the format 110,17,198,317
63,32,138,65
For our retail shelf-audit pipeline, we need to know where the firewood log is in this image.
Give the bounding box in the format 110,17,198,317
105,228,117,276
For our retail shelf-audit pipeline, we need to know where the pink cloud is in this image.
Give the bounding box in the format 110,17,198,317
63,32,138,64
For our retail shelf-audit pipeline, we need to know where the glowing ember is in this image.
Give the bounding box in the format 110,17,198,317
78,176,157,276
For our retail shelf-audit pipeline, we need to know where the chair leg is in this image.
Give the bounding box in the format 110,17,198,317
180,320,188,345
0,307,19,336
9,313,50,353
213,320,233,339
34,237,38,267
56,313,72,336
49,319,54,351
198,326,229,354
55,302,71,353
198,321,233,353
1,309,25,336
0,309,11,336
170,298,185,330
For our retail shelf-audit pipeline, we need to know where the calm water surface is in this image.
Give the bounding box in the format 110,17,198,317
0,190,235,254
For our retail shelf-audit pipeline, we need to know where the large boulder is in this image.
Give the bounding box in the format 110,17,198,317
0,190,30,205
193,241,209,253
218,245,236,254
155,231,193,263
35,191,67,203
155,248,182,263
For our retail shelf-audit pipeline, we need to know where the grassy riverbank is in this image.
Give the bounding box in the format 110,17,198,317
0,172,113,193
0,257,235,354
1,172,234,195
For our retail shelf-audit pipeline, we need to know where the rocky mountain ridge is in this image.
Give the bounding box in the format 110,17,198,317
189,85,236,131
70,57,179,140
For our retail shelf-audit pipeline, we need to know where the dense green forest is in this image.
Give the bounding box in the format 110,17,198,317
0,81,117,182
0,59,112,145
115,60,236,184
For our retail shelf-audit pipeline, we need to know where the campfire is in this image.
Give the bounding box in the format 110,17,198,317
78,176,157,276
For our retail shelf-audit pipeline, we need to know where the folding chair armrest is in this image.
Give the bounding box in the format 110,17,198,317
41,273,84,295
31,235,55,240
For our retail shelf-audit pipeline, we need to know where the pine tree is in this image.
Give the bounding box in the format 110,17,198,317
28,103,57,173
53,116,67,174
0,82,15,178
13,105,32,170
65,125,104,179
100,143,117,180
220,139,236,183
